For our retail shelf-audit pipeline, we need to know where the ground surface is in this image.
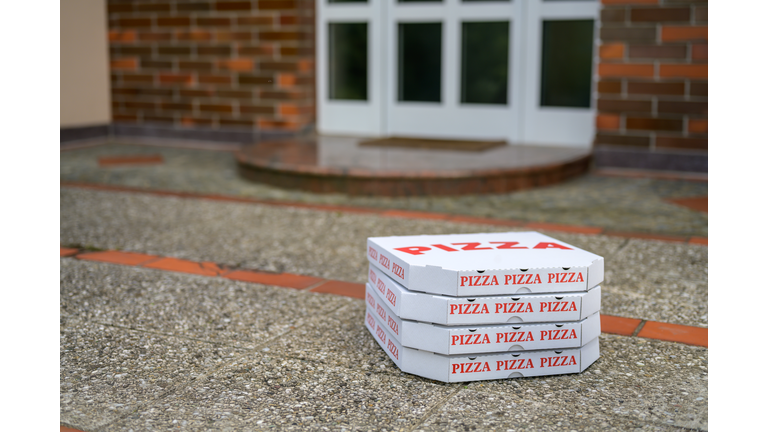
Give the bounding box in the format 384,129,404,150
60,142,708,431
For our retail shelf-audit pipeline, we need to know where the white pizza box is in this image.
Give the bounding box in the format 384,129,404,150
365,306,600,383
368,264,601,325
367,231,603,296
365,283,600,355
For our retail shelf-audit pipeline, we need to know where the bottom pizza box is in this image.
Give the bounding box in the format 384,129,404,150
366,283,600,355
369,264,601,325
365,306,600,383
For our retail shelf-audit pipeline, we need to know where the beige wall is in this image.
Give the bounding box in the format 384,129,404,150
61,0,111,128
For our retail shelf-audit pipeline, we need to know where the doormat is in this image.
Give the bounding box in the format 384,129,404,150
358,137,506,152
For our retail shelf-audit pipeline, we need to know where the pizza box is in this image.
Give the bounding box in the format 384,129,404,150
367,231,603,296
366,283,600,355
368,264,601,325
365,306,600,383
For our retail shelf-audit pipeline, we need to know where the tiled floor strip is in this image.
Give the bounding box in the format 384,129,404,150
60,182,707,245
61,246,708,348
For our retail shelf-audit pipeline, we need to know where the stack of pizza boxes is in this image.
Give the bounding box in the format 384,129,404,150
364,232,603,383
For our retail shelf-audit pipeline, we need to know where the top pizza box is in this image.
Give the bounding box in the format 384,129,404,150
367,231,603,297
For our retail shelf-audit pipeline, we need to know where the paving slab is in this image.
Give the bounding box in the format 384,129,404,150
61,188,707,326
61,142,707,237
61,259,353,349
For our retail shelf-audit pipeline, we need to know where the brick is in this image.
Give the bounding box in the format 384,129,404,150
310,280,365,299
176,30,212,41
690,81,708,97
667,196,707,213
113,113,138,122
258,0,297,10
600,26,657,42
108,3,133,13
196,17,231,27
657,101,707,115
257,118,302,130
238,16,274,26
219,59,254,71
157,17,190,27
260,61,299,72
627,81,685,96
200,104,233,113
199,74,232,84
630,7,689,22
111,58,138,70
138,32,172,42
279,46,314,57
598,63,654,78
160,102,193,112
144,115,175,124
689,237,708,246
240,104,275,115
637,321,707,347
691,44,707,61
179,61,213,71
278,104,302,116
598,99,652,113
628,44,686,59
278,73,297,87
60,247,79,257
118,46,152,56
143,257,228,277
600,315,642,336
159,73,193,85
224,269,324,289
661,26,708,42
694,6,707,23
216,1,252,11
656,136,707,151
77,250,159,266
141,60,173,70
109,30,136,43
259,31,305,41
198,45,232,56
136,2,171,12
595,133,650,147
298,59,314,72
177,2,211,11
626,117,682,132
240,45,275,56
220,118,255,127
218,90,253,99
260,90,309,100
181,117,214,126
124,100,156,110
601,8,626,23
279,15,298,25
599,43,624,59
180,89,214,98
118,18,152,28
122,74,154,84
158,46,192,56
688,118,707,134
596,114,620,130
597,80,622,94
215,31,253,42
660,64,707,78
239,74,274,85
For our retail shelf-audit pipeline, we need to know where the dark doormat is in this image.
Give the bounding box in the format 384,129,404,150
358,137,507,152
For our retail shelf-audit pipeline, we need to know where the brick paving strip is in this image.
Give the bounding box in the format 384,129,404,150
60,182,708,246
60,247,708,349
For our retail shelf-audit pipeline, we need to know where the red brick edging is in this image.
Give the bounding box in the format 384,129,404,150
60,182,707,246
61,247,708,348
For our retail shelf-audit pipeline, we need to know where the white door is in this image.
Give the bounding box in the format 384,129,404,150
384,0,522,141
317,0,599,148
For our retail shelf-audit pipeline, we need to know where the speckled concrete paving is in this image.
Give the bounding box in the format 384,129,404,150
60,142,708,237
61,185,707,431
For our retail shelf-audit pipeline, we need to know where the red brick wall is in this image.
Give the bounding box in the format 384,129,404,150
107,0,315,133
595,0,707,169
